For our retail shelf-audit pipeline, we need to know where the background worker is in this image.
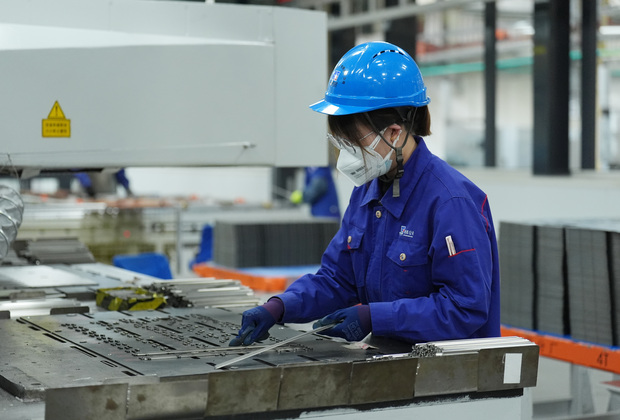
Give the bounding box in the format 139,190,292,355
231,41,500,346
75,169,133,198
290,166,341,220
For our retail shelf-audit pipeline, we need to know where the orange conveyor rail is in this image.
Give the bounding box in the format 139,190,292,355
502,325,620,375
193,263,287,293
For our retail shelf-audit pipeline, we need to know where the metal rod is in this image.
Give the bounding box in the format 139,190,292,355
421,336,531,347
135,345,268,357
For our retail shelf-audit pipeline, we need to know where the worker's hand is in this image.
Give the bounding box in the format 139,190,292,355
313,305,371,342
229,298,284,346
290,190,303,205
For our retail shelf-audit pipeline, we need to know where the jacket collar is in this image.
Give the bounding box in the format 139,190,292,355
360,137,432,218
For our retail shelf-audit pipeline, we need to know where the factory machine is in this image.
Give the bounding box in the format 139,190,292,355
0,1,539,419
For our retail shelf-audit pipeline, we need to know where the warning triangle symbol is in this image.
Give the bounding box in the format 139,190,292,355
47,101,66,119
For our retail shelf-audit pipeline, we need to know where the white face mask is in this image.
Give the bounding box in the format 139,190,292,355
336,129,400,187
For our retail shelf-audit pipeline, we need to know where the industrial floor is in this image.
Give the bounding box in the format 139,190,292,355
533,357,618,419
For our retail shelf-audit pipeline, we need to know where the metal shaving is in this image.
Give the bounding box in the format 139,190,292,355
410,343,442,358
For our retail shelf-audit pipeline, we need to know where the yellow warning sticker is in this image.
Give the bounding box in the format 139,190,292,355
42,101,71,138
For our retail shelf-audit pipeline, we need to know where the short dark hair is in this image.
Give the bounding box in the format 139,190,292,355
328,106,431,147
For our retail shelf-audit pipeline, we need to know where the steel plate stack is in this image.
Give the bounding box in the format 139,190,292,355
499,221,536,330
12,238,96,265
565,226,613,345
213,219,339,268
535,224,567,335
500,219,620,347
148,278,260,308
609,231,620,346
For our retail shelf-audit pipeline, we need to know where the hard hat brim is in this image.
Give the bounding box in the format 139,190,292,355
309,100,371,116
309,97,430,116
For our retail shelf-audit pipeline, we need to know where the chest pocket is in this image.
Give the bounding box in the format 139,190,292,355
387,239,429,267
384,239,431,299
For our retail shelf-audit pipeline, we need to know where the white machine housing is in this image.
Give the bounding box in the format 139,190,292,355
0,0,328,171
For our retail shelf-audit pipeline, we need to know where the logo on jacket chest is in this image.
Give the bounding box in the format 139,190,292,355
399,226,415,238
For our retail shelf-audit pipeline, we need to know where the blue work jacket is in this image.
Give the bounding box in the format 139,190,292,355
277,138,500,343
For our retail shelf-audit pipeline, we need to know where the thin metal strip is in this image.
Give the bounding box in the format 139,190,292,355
214,323,337,369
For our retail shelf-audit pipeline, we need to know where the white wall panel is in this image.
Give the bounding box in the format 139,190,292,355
0,0,327,171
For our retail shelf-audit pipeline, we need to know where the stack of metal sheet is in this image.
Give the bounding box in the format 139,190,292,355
12,237,95,265
213,219,339,268
147,278,260,308
0,265,98,317
0,296,86,318
500,218,620,347
565,226,614,346
610,231,620,347
0,265,98,289
535,224,567,335
213,222,262,267
413,335,538,356
499,221,536,330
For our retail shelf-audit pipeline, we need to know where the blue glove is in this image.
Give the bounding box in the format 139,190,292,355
229,299,284,346
313,305,372,342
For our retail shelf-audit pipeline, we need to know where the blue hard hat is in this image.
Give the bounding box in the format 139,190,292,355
310,41,430,116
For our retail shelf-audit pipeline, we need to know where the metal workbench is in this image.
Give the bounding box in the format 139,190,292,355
0,263,539,420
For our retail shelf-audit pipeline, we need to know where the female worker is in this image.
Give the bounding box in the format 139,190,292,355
230,41,500,345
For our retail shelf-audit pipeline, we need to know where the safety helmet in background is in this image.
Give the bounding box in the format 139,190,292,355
309,41,430,116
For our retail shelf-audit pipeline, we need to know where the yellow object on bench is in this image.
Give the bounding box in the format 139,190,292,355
96,287,166,311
